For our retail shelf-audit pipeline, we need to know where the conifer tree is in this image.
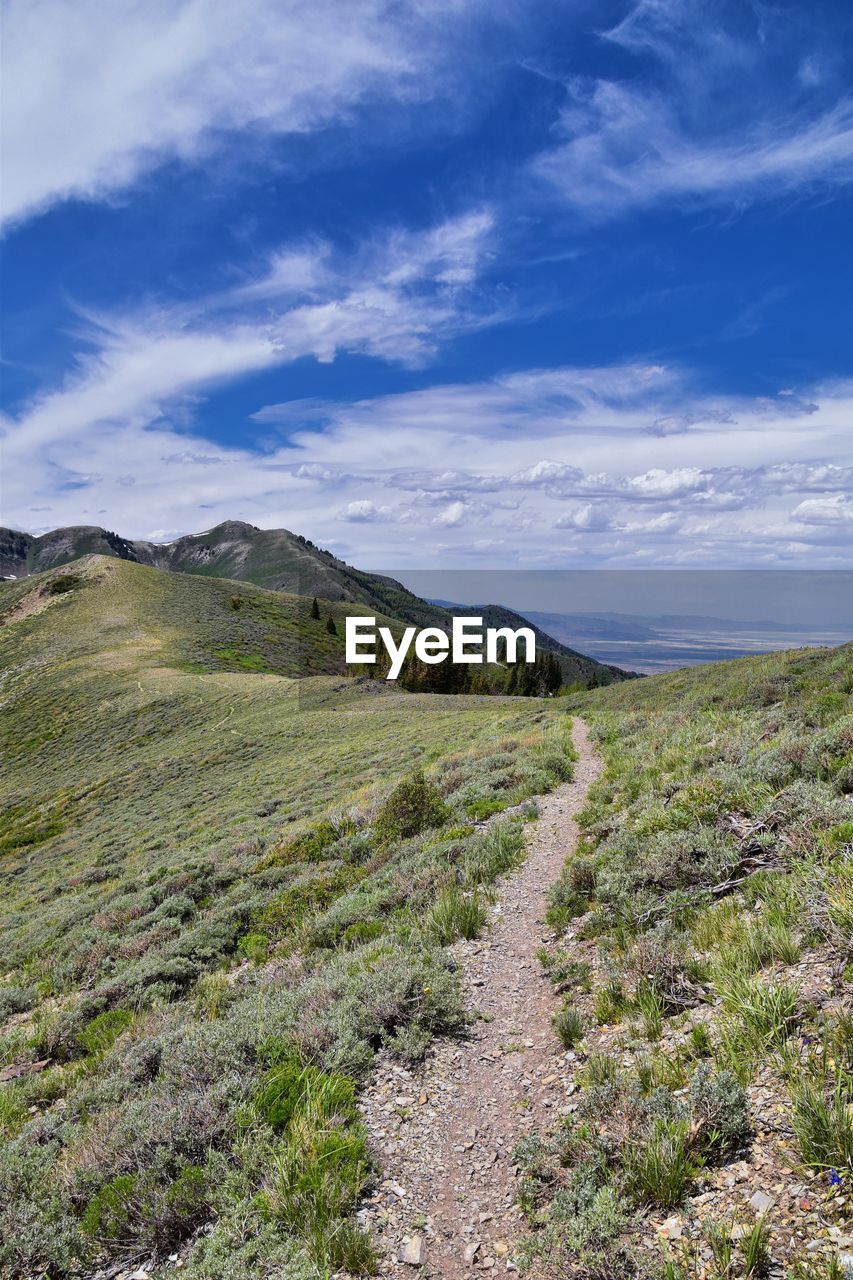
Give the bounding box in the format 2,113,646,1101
326,615,337,635
311,597,320,620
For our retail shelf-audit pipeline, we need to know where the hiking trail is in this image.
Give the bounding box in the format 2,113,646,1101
359,717,604,1276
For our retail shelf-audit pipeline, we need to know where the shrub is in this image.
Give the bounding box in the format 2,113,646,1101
237,932,270,964
0,984,36,1022
689,1062,751,1156
629,928,702,1013
47,574,81,595
546,877,587,928
374,772,449,843
81,1164,209,1252
548,1163,626,1255
553,1003,585,1049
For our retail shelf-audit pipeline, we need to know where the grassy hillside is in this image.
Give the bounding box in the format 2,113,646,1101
0,553,403,680
1,521,633,686
523,644,852,1279
0,557,576,1278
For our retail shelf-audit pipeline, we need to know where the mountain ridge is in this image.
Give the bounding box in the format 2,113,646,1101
0,522,634,685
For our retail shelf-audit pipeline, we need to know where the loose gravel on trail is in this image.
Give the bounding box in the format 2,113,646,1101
358,718,603,1277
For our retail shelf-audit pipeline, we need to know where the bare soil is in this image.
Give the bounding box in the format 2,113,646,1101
358,717,603,1276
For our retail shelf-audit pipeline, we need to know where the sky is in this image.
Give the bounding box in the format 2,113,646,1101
1,0,852,570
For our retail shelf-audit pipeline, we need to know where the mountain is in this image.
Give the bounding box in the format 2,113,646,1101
0,522,633,685
522,610,659,642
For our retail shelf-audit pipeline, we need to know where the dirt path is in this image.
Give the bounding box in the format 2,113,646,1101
358,718,603,1277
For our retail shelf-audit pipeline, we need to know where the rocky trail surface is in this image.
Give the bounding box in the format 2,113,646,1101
358,718,603,1277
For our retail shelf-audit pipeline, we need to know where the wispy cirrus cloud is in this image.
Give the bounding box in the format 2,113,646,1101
1,209,497,459
0,0,495,227
533,0,853,219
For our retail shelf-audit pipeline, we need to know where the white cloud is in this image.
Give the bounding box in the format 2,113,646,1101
0,0,496,227
535,84,853,218
791,494,853,525
340,499,392,522
1,209,496,461
4,359,852,568
532,0,853,219
555,504,613,532
433,501,468,527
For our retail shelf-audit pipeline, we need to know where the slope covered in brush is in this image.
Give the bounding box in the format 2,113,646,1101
0,553,403,679
0,553,576,1278
525,644,852,1278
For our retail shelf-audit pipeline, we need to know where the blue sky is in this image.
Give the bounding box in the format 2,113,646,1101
1,0,851,568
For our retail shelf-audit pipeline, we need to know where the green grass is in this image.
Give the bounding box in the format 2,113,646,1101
622,1116,697,1208
552,1003,586,1048
524,641,852,1273
0,556,577,1278
427,884,488,944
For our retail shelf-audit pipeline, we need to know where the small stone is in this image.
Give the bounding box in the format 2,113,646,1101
657,1216,683,1240
464,1241,481,1264
749,1190,775,1215
399,1236,423,1266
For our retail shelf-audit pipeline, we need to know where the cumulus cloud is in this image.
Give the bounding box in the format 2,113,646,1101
555,504,613,532
433,501,468,527
791,494,853,525
340,499,393,522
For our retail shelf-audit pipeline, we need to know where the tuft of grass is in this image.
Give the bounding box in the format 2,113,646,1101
704,1217,735,1276
427,884,488,944
789,1067,853,1172
580,1052,621,1089
635,981,665,1041
689,1021,712,1057
742,1214,771,1278
76,1008,133,1059
622,1116,696,1208
256,1050,373,1271
552,1003,585,1049
594,977,627,1025
715,973,801,1077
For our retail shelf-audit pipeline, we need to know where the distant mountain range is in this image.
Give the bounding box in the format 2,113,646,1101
521,608,850,673
0,522,633,687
